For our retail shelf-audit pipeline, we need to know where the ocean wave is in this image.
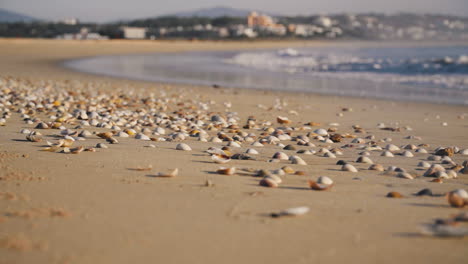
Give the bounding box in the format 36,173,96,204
225,48,468,90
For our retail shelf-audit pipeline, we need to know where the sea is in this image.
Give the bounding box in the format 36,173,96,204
64,43,468,105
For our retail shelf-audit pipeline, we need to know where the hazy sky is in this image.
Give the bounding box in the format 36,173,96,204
2,0,468,22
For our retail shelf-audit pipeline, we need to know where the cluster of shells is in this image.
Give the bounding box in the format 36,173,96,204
1,77,468,235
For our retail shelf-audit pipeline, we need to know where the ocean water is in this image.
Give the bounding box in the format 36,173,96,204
64,44,468,105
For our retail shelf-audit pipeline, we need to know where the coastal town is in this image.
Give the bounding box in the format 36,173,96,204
1,9,467,41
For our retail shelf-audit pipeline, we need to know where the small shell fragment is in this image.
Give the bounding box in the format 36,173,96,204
271,206,310,218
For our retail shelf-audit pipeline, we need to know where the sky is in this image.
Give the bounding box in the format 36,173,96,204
2,0,468,22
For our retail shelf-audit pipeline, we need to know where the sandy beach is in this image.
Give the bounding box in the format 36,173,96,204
0,38,467,264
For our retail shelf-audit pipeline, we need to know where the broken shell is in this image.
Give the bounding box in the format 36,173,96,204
217,167,236,175
387,191,403,198
26,132,42,142
157,168,178,178
341,164,358,172
276,116,291,124
176,143,192,151
211,154,231,164
70,146,84,154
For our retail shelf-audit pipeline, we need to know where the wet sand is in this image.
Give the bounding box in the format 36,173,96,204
0,38,467,264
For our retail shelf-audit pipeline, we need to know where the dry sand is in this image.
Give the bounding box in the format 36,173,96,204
0,39,467,264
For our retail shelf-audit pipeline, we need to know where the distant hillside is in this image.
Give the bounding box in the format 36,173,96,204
169,6,276,18
0,8,37,22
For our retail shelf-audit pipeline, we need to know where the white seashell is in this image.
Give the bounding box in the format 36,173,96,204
245,148,259,155
446,170,458,179
317,176,333,185
272,152,289,160
217,167,236,175
401,151,414,157
135,133,150,140
397,172,414,180
323,152,336,158
356,156,373,164
211,154,231,164
272,169,285,176
427,155,441,161
385,144,400,151
452,189,468,199
313,128,328,136
342,164,358,172
116,131,129,138
96,143,108,149
209,137,223,143
157,168,178,177
420,223,468,238
381,151,394,157
459,149,468,155
176,143,192,151
20,129,31,134
352,138,365,144
277,206,310,217
415,148,428,154
228,141,241,148
289,155,307,165
417,161,431,168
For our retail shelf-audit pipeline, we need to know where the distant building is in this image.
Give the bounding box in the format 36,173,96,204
61,18,79,25
121,27,147,39
247,12,276,28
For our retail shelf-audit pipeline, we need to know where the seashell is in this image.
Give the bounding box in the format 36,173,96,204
61,147,71,153
281,166,295,174
78,130,92,138
351,138,365,144
227,141,241,148
272,152,289,160
211,154,231,164
323,152,336,158
417,161,431,168
313,128,328,136
116,131,129,138
251,141,264,147
420,223,468,238
336,160,347,165
217,167,236,175
106,137,118,144
381,151,394,157
297,150,313,155
435,147,454,157
431,178,443,183
35,122,49,129
283,144,296,150
264,174,282,184
245,148,259,155
209,137,222,143
272,169,285,175
387,191,403,198
231,154,255,160
259,177,279,188
42,146,60,152
385,144,400,152
25,131,42,142
386,166,397,172
400,151,414,157
276,116,291,124
157,168,178,178
459,149,468,155
397,172,414,180
84,147,96,152
424,164,445,177
359,151,370,156
271,206,310,218
289,155,307,165
403,144,417,150
20,129,31,134
205,179,214,187
70,146,84,154
356,156,373,164
447,192,467,208
135,133,150,140
96,143,108,149
341,164,358,172
308,177,333,191
97,132,113,139
329,134,342,143
176,143,192,151
368,164,384,171
415,148,428,154
414,188,433,196
427,155,441,161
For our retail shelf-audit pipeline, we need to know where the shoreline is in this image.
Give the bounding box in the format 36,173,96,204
1,39,468,264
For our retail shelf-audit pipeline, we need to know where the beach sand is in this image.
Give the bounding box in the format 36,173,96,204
0,39,467,264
